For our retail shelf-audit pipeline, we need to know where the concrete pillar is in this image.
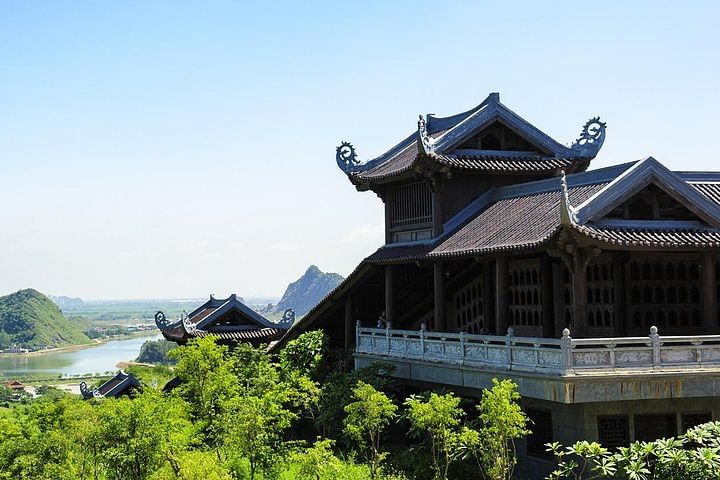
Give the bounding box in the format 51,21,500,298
495,257,509,335
434,262,447,331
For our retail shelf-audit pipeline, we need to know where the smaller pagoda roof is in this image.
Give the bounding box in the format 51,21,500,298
336,93,606,185
3,380,24,391
81,371,141,399
155,294,295,345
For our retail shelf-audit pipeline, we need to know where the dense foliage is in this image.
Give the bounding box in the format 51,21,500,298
0,289,91,348
3,330,717,479
136,339,178,364
547,421,720,480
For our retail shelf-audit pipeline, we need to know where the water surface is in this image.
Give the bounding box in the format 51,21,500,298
0,333,162,377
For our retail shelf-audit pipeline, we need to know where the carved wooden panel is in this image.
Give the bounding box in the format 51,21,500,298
586,257,615,336
389,181,432,230
509,259,542,330
627,255,702,333
453,274,485,334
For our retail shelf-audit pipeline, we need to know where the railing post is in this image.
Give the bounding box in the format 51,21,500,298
386,322,391,355
562,328,573,373
420,323,426,360
505,327,515,370
460,331,466,364
650,325,660,369
356,320,361,352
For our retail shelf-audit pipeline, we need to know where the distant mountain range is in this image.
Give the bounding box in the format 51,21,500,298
0,289,91,349
272,265,344,318
50,295,85,309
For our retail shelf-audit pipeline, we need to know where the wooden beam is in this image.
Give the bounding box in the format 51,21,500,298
385,265,394,326
434,262,447,331
495,257,509,335
344,296,354,350
541,255,555,338
703,253,717,333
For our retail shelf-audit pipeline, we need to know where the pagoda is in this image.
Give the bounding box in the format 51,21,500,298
276,93,720,467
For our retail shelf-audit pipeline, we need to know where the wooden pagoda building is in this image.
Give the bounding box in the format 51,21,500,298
274,92,720,470
155,294,295,347
80,371,142,399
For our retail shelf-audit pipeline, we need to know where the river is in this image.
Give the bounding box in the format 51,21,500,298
0,333,163,377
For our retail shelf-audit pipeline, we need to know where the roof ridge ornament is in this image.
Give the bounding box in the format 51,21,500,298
336,141,363,173
560,171,578,225
181,310,197,334
417,115,434,154
279,308,296,327
154,311,171,330
570,117,607,158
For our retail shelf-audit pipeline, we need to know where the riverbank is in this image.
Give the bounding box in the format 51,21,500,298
0,330,159,359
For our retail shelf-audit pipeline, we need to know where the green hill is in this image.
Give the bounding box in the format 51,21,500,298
0,289,91,349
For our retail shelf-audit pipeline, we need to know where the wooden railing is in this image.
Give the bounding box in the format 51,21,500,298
355,322,720,375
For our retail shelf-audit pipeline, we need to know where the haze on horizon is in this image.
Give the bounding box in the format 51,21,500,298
1,1,718,300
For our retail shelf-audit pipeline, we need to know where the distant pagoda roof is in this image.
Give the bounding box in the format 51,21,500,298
81,371,141,399
335,92,606,187
155,294,295,346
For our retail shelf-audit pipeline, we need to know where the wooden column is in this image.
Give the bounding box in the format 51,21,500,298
541,255,555,338
385,265,394,326
495,257,509,335
483,262,495,332
432,191,444,238
703,253,717,332
434,262,447,331
613,252,627,337
384,195,393,244
344,296,354,350
571,260,589,338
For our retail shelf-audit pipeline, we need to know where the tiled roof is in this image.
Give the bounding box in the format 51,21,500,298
354,140,419,181
365,183,606,263
189,307,216,323
572,224,720,248
430,153,586,173
345,93,604,184
693,183,720,204
190,328,285,342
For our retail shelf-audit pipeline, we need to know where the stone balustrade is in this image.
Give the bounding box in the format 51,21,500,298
355,322,720,375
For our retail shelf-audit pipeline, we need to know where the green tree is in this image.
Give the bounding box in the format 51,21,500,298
136,339,177,364
170,336,239,448
404,391,473,480
222,391,295,480
343,381,397,479
292,438,342,480
98,390,196,480
473,379,530,480
280,330,326,379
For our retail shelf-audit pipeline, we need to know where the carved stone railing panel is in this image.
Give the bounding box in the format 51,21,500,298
356,322,720,376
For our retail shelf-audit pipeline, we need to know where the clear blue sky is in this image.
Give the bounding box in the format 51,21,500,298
1,1,718,299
